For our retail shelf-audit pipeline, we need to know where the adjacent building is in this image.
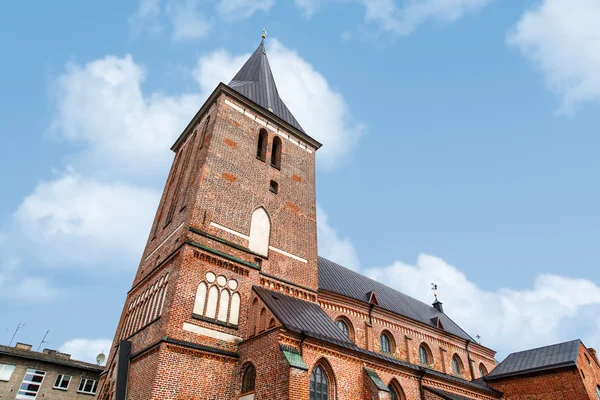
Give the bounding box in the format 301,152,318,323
0,342,103,399
95,37,600,400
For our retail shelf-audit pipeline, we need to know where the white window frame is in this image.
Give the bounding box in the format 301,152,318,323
0,363,16,381
16,368,46,399
53,373,72,390
78,378,98,395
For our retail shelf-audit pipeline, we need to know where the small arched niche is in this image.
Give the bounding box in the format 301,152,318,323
249,207,270,257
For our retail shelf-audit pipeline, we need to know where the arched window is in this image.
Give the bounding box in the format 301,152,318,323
217,289,230,322
249,207,270,257
452,354,464,376
205,286,219,319
257,129,267,161
271,136,282,169
310,365,329,400
380,332,393,353
258,308,266,332
479,363,488,378
193,282,207,315
336,320,349,337
419,344,432,365
388,380,405,400
230,292,241,325
241,363,256,394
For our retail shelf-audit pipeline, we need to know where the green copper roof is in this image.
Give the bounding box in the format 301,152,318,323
279,344,308,370
364,368,389,392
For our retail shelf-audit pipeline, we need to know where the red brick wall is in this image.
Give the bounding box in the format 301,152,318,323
488,369,589,400
577,343,600,399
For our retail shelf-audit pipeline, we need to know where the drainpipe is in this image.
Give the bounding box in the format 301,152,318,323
299,330,308,356
465,339,475,380
418,368,426,400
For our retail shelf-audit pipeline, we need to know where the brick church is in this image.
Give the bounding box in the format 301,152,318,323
96,39,600,400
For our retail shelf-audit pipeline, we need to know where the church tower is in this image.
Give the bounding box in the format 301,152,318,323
96,38,322,400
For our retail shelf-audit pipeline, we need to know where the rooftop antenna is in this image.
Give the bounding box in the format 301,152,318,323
8,322,26,347
37,330,50,352
431,283,438,298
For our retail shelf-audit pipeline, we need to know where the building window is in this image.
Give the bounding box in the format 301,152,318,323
241,363,256,394
53,374,71,390
257,129,267,161
16,368,46,399
595,385,600,399
193,272,241,326
336,320,349,338
271,136,282,169
249,207,271,257
479,363,488,377
269,180,279,194
78,378,98,395
452,355,464,376
380,332,392,353
581,369,586,379
419,344,432,366
0,364,15,381
389,380,405,400
310,366,329,400
586,354,591,364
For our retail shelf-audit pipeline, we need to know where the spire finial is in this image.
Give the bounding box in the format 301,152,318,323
262,29,267,40
431,283,438,298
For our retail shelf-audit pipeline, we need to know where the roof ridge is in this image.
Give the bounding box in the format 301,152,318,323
505,339,580,357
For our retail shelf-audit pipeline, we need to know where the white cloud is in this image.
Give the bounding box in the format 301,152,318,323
193,40,364,169
216,0,274,19
130,0,212,41
317,206,361,271
59,338,112,365
359,0,491,35
0,258,59,302
508,0,600,114
15,171,159,266
51,55,202,180
295,0,323,17
366,254,600,355
166,0,213,41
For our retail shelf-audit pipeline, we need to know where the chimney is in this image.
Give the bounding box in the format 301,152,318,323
43,349,57,356
589,348,599,364
15,343,32,351
433,298,444,313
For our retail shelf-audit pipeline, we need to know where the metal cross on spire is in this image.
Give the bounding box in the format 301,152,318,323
431,283,438,298
262,29,267,39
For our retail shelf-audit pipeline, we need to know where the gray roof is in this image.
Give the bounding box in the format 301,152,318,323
228,40,305,133
486,339,580,380
318,257,475,341
0,344,104,372
253,286,351,344
253,286,498,395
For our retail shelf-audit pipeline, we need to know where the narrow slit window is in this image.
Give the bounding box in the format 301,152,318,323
271,136,282,169
269,180,278,194
257,129,267,161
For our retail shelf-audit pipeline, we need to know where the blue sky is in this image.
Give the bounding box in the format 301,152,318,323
1,0,600,363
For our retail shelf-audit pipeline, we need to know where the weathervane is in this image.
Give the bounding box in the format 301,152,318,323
476,335,481,344
431,283,438,298
262,29,267,39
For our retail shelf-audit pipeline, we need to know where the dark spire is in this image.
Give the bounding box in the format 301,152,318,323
432,298,444,313
228,40,305,133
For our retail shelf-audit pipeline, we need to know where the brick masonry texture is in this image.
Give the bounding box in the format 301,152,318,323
96,82,600,400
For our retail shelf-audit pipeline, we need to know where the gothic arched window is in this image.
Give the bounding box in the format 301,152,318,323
452,354,464,376
241,363,256,394
249,207,270,257
380,332,393,353
257,129,267,161
336,320,349,338
271,136,282,169
388,379,405,400
192,273,240,326
310,366,329,400
419,344,432,365
479,363,488,378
